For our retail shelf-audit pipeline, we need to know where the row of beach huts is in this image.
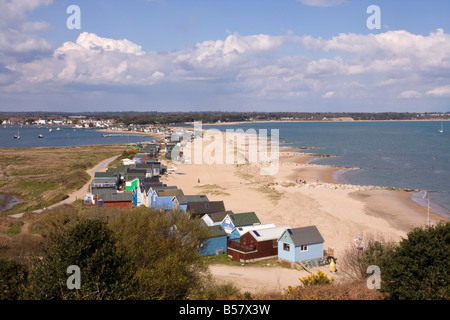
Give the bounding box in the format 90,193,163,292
84,141,331,268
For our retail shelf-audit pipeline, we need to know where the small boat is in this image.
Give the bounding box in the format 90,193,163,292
49,128,53,132
56,127,61,131
38,134,44,138
438,122,444,133
14,129,20,139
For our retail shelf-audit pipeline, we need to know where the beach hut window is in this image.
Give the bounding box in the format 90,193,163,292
283,243,290,251
300,245,308,252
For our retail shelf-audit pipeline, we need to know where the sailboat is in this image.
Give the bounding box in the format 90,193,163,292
14,128,20,139
438,122,444,133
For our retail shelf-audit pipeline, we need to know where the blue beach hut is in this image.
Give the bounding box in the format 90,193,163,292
198,225,228,256
277,225,325,264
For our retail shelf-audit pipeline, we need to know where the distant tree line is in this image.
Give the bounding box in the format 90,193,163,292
1,111,449,126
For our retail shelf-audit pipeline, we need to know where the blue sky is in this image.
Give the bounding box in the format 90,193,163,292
1,0,450,112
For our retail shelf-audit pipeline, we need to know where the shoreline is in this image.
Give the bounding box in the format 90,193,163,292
3,138,447,222
283,149,449,221
175,120,450,220
328,165,449,221
164,136,447,257
199,119,450,126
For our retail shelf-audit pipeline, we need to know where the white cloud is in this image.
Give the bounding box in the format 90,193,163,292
56,32,145,56
0,0,53,58
398,90,422,99
151,71,165,79
322,91,335,98
295,29,450,90
306,58,344,76
426,85,450,97
180,32,285,68
3,23,450,112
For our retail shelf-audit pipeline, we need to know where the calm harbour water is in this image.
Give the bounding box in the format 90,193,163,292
203,121,450,219
0,125,154,148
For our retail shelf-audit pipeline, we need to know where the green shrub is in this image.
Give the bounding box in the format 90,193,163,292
109,207,209,299
27,218,135,300
0,259,29,300
380,222,450,300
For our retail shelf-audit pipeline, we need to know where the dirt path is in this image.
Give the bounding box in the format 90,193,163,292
9,155,119,219
208,264,339,294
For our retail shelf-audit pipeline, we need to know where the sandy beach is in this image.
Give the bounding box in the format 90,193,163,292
162,132,447,293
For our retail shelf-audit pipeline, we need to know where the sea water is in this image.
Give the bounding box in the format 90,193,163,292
203,121,450,219
0,125,154,148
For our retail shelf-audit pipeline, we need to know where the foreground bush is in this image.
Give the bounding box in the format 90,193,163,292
26,218,135,300
299,270,334,286
0,259,29,300
109,207,209,299
380,222,450,300
283,280,385,300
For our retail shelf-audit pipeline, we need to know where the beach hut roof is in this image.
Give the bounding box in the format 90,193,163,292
175,195,209,204
235,223,276,235
187,201,226,215
125,173,146,180
228,212,260,227
137,163,156,169
282,225,324,246
203,211,233,223
144,182,164,193
248,225,291,242
101,192,133,202
156,189,184,197
94,171,117,178
91,178,117,185
143,176,160,183
107,165,130,173
91,187,115,196
206,225,227,238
